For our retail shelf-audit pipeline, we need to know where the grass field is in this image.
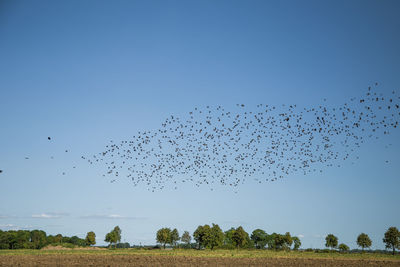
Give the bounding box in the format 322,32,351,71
1,248,400,266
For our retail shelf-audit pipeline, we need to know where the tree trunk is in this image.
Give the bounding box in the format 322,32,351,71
393,246,395,255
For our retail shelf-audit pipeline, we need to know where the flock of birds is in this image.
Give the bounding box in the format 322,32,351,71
1,84,399,192
85,84,399,191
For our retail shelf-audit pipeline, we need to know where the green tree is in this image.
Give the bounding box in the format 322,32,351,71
325,234,338,250
357,233,372,251
271,233,286,250
16,230,31,249
6,231,18,249
0,230,7,249
54,234,62,243
206,224,224,250
193,225,211,249
283,232,293,250
383,227,400,255
105,229,118,248
156,228,171,249
251,229,268,249
113,226,121,244
232,226,248,249
30,230,47,249
70,236,86,246
181,231,191,247
85,231,96,246
338,243,349,252
223,228,235,248
292,236,301,250
170,228,180,247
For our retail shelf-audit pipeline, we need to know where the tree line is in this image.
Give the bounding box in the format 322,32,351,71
0,229,96,249
156,225,400,254
156,225,301,250
1,225,399,254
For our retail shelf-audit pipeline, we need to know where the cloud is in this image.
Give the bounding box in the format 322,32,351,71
0,224,15,228
32,212,69,219
0,224,34,230
80,214,146,220
298,234,305,238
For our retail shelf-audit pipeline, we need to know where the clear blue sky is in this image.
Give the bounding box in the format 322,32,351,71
1,0,400,249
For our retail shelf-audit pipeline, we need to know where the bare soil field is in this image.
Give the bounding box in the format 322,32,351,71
1,254,400,267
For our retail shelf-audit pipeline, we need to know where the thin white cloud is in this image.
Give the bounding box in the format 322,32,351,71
32,212,68,219
0,224,34,230
298,234,305,238
0,224,15,228
80,214,146,220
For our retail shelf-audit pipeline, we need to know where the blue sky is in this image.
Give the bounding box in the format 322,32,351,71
1,0,400,249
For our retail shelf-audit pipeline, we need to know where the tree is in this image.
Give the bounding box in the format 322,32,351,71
325,234,338,250
105,228,118,248
223,228,236,248
113,226,121,244
292,236,301,250
70,236,86,246
206,224,224,250
270,233,286,250
251,229,268,249
54,234,62,243
193,225,211,249
30,230,47,249
338,243,349,252
170,228,180,247
156,228,171,249
16,230,31,249
357,233,372,251
116,242,130,248
85,231,96,246
181,231,191,247
383,227,400,255
283,232,293,250
232,226,248,249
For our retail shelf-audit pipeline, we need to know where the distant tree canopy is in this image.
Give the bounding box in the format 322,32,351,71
181,231,191,246
156,228,171,249
383,227,400,255
325,234,338,250
338,243,349,252
357,233,372,251
105,226,121,248
232,226,249,249
85,231,96,246
6,223,400,253
207,224,224,250
193,225,208,249
0,230,87,250
251,229,268,249
170,228,180,247
292,236,301,250
115,242,130,248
